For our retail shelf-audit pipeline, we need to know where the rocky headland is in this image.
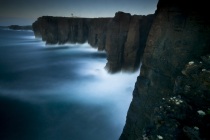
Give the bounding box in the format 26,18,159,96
32,0,210,138
32,12,154,72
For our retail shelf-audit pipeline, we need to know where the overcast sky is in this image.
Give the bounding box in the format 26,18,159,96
0,0,158,25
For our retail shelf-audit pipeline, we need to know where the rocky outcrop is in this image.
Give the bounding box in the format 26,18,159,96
32,13,154,72
120,0,210,139
8,25,32,30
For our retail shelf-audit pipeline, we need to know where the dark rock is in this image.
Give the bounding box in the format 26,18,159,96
88,18,111,50
32,12,154,72
105,12,131,72
31,1,210,139
105,12,154,73
120,0,210,139
67,18,89,44
123,15,141,71
183,126,201,140
121,55,210,140
32,16,90,44
32,16,58,43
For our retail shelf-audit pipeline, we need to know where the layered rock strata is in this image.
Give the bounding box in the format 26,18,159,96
120,0,210,139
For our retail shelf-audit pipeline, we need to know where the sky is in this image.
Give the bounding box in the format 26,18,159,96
0,0,158,26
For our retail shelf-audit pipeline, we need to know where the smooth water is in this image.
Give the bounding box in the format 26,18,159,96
0,29,139,140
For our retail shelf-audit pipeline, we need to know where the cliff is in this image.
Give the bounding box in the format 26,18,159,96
105,12,154,72
120,0,210,139
32,17,91,44
32,13,154,73
88,18,111,50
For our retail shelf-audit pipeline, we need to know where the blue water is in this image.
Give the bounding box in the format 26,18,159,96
0,28,139,140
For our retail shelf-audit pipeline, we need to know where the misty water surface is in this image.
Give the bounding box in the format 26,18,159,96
0,28,139,140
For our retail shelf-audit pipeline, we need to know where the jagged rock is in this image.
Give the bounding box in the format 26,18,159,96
120,0,210,139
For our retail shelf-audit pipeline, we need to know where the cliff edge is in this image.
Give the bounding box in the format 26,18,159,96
32,13,154,73
120,0,210,139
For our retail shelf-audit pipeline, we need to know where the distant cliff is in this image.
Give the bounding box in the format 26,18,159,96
33,17,90,44
32,13,154,72
120,0,210,139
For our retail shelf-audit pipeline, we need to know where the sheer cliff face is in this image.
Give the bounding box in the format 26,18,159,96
32,13,154,73
120,0,210,139
124,15,154,71
88,18,110,50
105,12,131,72
33,17,90,44
33,17,112,46
105,12,154,72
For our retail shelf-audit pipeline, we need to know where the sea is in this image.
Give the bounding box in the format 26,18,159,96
0,28,139,140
